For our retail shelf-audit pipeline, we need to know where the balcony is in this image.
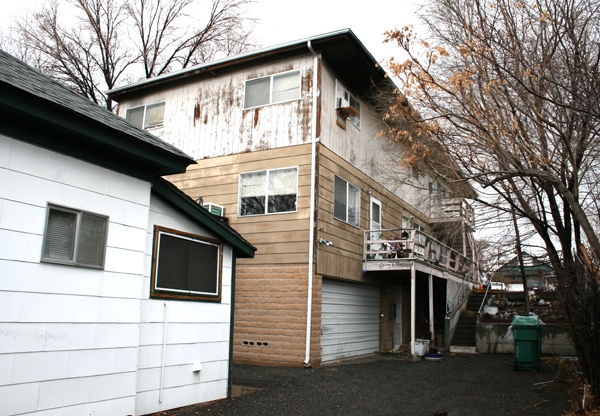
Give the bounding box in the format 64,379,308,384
429,197,475,229
363,227,477,282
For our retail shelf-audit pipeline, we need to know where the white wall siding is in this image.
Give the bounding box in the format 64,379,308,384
136,194,234,415
0,134,149,415
119,57,315,160
318,60,432,216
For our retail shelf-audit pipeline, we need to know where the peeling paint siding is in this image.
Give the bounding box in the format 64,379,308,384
319,60,430,213
119,57,314,161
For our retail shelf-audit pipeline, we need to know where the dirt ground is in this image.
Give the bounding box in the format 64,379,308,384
148,353,577,416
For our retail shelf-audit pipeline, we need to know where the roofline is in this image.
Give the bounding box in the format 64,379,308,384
107,29,385,98
151,178,256,258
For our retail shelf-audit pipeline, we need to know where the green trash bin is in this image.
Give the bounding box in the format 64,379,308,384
512,315,543,371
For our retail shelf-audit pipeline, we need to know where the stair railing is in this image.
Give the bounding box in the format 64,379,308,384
477,279,493,314
446,273,470,318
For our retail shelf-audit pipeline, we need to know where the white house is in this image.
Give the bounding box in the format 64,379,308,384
0,50,255,416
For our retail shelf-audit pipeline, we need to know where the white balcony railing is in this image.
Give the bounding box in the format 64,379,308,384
363,227,477,281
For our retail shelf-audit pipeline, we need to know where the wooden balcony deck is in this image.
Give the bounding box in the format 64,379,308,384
363,228,478,283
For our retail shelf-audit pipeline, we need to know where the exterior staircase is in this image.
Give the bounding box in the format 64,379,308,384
450,291,487,352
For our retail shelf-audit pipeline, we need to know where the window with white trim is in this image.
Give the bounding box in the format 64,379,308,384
335,81,361,129
41,205,108,269
150,226,222,301
244,70,301,109
334,175,360,227
239,167,298,216
126,101,165,129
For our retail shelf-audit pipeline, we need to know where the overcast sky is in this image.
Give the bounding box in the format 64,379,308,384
1,0,422,67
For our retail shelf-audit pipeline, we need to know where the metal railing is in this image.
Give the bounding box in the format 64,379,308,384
363,227,477,281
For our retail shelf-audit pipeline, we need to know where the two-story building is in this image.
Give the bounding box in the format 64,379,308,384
108,29,479,367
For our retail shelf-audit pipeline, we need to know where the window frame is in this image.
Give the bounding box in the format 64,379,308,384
243,70,302,110
333,175,361,228
125,101,166,130
238,166,299,217
41,204,109,269
335,81,361,129
150,226,223,302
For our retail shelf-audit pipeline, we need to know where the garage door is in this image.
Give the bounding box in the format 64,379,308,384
321,279,380,362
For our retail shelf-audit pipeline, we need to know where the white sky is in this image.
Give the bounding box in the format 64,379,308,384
1,0,422,68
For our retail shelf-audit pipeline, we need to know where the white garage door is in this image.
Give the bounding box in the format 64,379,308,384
321,279,380,362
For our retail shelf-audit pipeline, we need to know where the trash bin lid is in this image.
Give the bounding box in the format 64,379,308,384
512,315,539,326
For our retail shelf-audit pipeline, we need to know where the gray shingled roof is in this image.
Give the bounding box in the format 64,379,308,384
0,49,192,161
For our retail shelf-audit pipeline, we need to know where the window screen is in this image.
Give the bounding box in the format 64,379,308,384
151,227,222,301
245,77,271,108
42,206,108,268
126,106,144,129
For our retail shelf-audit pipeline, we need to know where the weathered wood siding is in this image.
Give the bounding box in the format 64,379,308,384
316,145,429,281
117,57,315,160
318,59,432,212
166,144,313,265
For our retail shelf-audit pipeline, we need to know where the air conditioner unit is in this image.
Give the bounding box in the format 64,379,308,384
203,202,225,217
336,97,359,118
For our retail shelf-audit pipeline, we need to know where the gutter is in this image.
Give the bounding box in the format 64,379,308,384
304,40,319,367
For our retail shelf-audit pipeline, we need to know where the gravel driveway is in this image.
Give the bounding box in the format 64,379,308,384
150,353,571,416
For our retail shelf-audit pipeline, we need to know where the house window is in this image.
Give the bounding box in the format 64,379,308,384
126,102,165,129
335,82,361,129
239,167,298,216
244,70,301,109
41,205,108,269
334,175,360,227
150,227,222,301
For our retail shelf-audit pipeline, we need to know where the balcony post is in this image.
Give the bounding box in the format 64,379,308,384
428,273,434,343
410,262,416,356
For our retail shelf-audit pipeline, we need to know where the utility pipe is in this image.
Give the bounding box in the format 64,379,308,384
159,302,168,403
304,40,319,367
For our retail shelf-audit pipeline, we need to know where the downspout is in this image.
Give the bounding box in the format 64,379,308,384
227,255,237,397
304,40,318,367
159,302,168,403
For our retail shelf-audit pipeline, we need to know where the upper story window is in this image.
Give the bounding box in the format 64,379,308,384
151,226,222,302
334,175,360,227
42,205,108,269
126,101,165,129
239,167,298,216
336,82,361,129
244,70,301,109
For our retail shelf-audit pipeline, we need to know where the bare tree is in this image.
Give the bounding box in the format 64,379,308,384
7,0,256,109
384,0,600,397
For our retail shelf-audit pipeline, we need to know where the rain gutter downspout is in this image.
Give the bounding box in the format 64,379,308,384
304,40,318,367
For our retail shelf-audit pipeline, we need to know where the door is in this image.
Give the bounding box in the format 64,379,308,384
370,197,382,255
394,286,403,349
321,279,380,362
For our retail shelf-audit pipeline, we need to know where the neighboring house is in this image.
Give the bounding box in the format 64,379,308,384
107,29,479,367
0,50,255,416
494,252,556,291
